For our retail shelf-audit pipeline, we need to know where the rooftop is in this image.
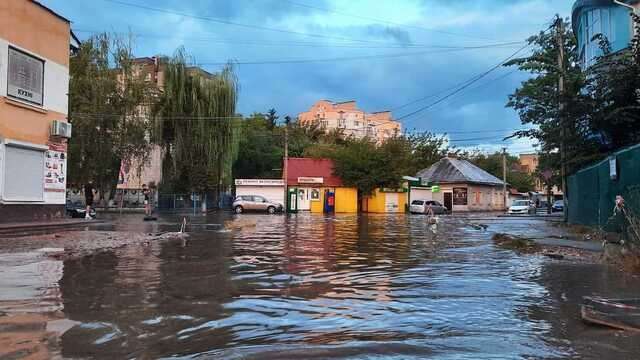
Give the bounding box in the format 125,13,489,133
416,157,505,186
284,158,343,186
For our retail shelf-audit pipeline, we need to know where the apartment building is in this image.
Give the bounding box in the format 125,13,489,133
298,100,401,142
519,153,563,198
0,0,73,222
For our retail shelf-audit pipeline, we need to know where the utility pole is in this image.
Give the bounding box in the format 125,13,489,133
502,147,508,211
556,16,569,223
283,116,290,213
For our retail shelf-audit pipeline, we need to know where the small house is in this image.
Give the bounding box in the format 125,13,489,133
415,157,507,212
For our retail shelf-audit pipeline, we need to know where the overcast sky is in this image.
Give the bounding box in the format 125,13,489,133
42,0,574,154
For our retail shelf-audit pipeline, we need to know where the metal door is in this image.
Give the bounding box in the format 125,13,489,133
444,192,453,211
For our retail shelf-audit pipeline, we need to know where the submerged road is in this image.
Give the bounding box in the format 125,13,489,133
0,213,638,359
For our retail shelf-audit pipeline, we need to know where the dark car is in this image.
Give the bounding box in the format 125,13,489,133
552,200,564,213
66,200,96,218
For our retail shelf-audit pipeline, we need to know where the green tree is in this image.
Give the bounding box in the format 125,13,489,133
153,50,240,203
68,33,153,202
505,17,599,175
406,131,450,174
266,108,279,130
233,113,283,178
469,152,535,192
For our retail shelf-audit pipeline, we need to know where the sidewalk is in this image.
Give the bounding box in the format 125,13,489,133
0,219,103,236
531,237,603,252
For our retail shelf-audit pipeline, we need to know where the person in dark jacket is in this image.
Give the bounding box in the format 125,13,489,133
84,181,94,219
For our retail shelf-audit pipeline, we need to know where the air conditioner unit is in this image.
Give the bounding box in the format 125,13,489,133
51,120,72,138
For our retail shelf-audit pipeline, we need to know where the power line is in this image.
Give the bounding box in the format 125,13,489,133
102,0,427,46
73,28,525,50
277,0,503,42
196,46,524,66
394,43,531,121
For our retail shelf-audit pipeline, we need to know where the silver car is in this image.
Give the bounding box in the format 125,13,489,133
233,195,283,214
410,200,448,215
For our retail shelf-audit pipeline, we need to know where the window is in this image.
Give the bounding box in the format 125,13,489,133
7,47,44,106
338,119,346,128
411,200,424,206
475,192,481,204
3,145,45,201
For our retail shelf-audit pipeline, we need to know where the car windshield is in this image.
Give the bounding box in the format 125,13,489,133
554,200,563,205
513,200,529,207
411,200,424,205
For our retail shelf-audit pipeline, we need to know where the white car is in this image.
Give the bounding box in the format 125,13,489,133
508,200,535,215
410,200,448,214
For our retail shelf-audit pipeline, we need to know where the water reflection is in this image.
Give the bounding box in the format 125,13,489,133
5,213,639,359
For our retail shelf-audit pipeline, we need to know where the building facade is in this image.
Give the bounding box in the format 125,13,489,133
572,0,640,69
519,153,563,198
0,0,72,222
284,158,357,213
416,157,507,212
298,100,401,143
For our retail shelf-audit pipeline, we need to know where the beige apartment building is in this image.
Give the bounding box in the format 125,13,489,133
0,0,75,222
519,153,563,197
298,100,401,142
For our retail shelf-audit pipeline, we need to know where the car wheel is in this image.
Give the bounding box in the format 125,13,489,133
234,206,244,214
267,206,276,214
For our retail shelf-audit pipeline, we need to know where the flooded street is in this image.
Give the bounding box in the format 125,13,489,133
2,214,640,359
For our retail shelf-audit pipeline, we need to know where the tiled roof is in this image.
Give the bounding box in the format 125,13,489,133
416,157,505,186
285,158,343,186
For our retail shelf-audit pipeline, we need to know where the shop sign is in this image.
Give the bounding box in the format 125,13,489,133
235,179,285,186
44,149,67,192
453,187,468,206
8,47,44,106
431,185,440,193
298,177,323,184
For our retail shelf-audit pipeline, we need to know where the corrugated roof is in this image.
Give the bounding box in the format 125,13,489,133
416,157,505,186
285,158,343,186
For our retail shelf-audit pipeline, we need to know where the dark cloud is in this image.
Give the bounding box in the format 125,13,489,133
43,0,573,150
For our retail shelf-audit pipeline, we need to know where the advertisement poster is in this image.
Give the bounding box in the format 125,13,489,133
453,187,468,206
44,150,67,191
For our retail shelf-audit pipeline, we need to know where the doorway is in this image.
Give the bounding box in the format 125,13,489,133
444,192,453,211
297,188,311,211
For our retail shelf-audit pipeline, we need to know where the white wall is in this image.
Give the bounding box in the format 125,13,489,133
0,38,69,115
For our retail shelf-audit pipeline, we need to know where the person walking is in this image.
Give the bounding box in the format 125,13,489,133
84,181,94,220
142,184,151,217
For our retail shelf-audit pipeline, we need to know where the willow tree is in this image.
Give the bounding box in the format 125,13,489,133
153,50,241,208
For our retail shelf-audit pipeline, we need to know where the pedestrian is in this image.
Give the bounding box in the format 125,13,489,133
142,184,151,217
84,181,94,220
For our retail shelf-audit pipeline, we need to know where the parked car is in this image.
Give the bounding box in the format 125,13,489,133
410,200,448,215
508,200,535,215
66,200,96,218
233,195,283,214
552,200,564,213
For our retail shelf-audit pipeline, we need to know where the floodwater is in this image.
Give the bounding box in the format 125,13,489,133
2,214,640,359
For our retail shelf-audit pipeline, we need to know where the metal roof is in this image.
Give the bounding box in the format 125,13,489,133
416,157,505,186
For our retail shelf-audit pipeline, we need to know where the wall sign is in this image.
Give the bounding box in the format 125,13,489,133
609,156,617,180
431,185,440,193
44,149,66,192
7,47,44,106
298,177,323,184
235,179,285,186
311,188,320,200
453,187,468,206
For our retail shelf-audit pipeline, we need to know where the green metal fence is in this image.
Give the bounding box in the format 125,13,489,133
568,143,640,227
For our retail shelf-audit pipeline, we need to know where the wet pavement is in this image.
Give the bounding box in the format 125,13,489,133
1,213,640,359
